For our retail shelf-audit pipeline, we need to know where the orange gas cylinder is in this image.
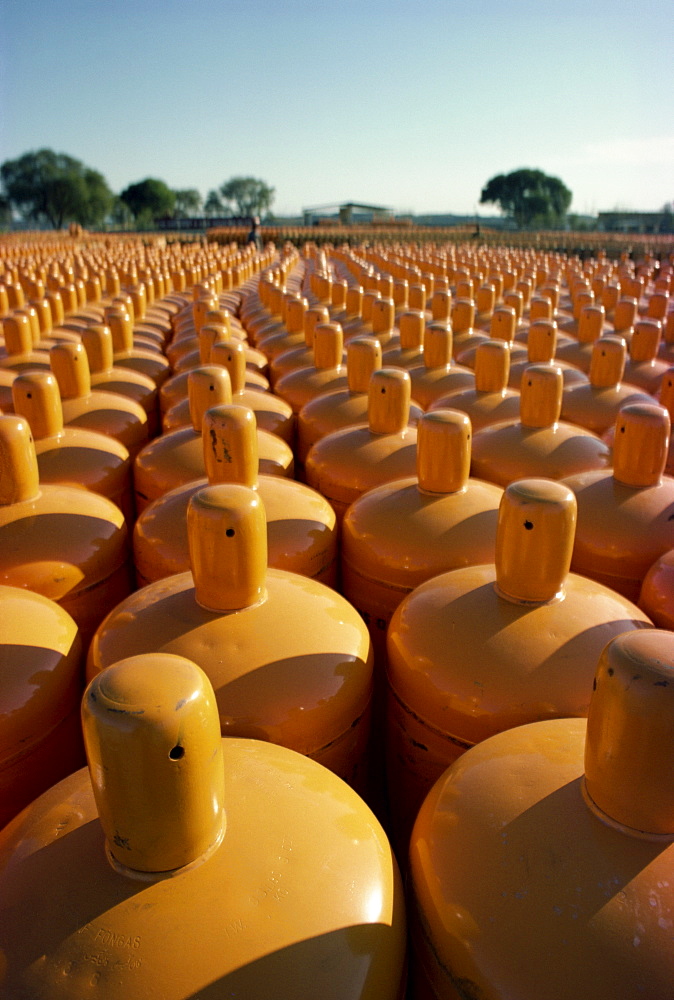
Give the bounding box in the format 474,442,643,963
341,409,503,667
0,583,84,829
623,318,669,393
561,335,656,434
133,367,294,514
450,298,484,356
11,371,134,523
0,653,406,999
134,404,337,587
50,341,149,458
0,311,51,372
269,305,330,386
470,363,611,488
254,296,309,360
81,324,160,437
561,402,674,601
408,629,674,1000
385,478,652,851
274,322,348,414
509,318,587,388
208,339,293,443
305,368,419,524
381,310,426,370
333,284,365,337
408,324,475,409
107,307,171,387
455,305,528,370
428,339,521,431
89,483,373,786
0,415,133,646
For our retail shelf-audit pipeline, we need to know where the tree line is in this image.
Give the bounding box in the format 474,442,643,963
1,147,580,231
0,149,275,229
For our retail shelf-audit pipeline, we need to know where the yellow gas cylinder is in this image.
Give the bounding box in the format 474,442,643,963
133,404,337,587
408,629,674,1000
561,335,656,434
341,409,503,668
334,284,365,337
0,369,15,411
428,339,521,431
381,310,425,370
50,341,149,458
89,484,373,786
0,415,132,647
509,318,587,388
274,322,348,414
456,305,528,370
608,295,639,339
81,324,160,437
106,307,171,387
0,311,51,372
470,363,611,487
561,402,674,601
106,304,162,356
11,371,134,523
269,305,330,386
0,583,84,829
133,367,294,514
556,303,607,372
255,296,309,360
623,318,669,394
208,339,294,443
409,324,475,409
386,478,653,851
305,368,419,524
0,652,406,999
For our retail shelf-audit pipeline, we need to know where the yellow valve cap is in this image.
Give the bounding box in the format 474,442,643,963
188,483,267,611
82,653,226,874
0,414,40,503
106,309,133,351
409,284,427,311
613,296,638,331
12,370,64,438
398,310,425,349
527,320,557,363
331,279,347,308
495,478,576,604
474,339,510,392
417,409,471,493
82,324,114,372
577,304,605,342
393,279,409,307
630,318,662,361
660,368,674,418
584,630,674,837
210,339,247,393
199,323,228,364
452,297,476,332
2,312,33,355
589,335,627,387
430,290,452,321
489,305,517,342
203,404,258,489
313,323,343,369
371,296,394,334
519,363,563,428
424,322,453,368
205,308,232,333
345,285,363,316
368,368,411,435
187,366,232,433
304,306,329,346
613,402,670,487
50,341,91,399
347,337,382,393
529,295,553,321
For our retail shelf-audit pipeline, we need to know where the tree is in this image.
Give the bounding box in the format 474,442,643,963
0,148,114,228
479,169,572,229
204,189,224,216
219,176,275,218
173,188,202,217
119,178,176,224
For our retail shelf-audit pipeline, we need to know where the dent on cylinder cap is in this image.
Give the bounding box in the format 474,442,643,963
495,478,576,604
82,653,226,875
584,630,674,838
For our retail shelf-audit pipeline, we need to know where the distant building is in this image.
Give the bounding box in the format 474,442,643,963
302,202,394,226
597,211,670,234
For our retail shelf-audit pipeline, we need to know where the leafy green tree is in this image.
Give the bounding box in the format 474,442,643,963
219,176,275,217
173,188,202,217
479,169,572,229
204,189,224,216
119,178,176,223
0,149,114,228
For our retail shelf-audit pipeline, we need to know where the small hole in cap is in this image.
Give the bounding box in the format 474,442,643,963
524,520,534,530
169,745,185,761
226,527,235,537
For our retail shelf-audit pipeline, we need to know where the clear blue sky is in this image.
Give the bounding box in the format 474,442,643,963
1,0,672,218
